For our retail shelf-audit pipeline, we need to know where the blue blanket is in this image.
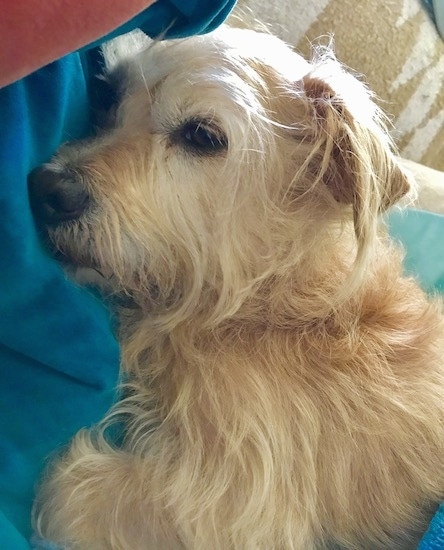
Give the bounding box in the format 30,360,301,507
0,1,235,548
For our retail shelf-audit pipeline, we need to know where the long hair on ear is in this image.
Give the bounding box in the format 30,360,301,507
293,44,411,302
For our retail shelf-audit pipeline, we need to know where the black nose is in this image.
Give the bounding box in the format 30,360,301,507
28,167,90,224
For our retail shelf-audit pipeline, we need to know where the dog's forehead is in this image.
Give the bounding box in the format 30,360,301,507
132,27,310,90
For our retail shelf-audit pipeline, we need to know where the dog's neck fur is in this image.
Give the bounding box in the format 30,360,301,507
118,221,373,346
121,231,444,390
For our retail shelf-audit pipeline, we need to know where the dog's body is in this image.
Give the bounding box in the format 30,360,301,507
29,27,444,549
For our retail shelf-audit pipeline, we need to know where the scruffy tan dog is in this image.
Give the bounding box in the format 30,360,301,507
28,27,444,550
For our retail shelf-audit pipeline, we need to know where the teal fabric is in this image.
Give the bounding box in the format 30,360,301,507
0,1,235,548
433,0,444,39
388,209,444,294
422,0,444,38
419,503,444,550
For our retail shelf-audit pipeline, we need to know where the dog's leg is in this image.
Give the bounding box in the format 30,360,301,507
35,430,182,550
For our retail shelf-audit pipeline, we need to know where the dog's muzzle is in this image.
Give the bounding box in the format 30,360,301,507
28,167,90,225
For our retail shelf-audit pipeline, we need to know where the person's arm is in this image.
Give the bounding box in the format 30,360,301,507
1,0,157,87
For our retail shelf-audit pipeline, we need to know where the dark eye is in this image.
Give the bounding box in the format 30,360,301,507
176,119,228,155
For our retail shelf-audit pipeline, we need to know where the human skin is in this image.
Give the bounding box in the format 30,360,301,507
0,0,156,87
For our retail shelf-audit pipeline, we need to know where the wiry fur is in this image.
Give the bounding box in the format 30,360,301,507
33,27,444,549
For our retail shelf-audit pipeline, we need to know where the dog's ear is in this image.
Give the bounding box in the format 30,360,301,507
300,61,411,217
285,53,412,295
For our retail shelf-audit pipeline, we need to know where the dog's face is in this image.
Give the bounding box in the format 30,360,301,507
28,27,410,317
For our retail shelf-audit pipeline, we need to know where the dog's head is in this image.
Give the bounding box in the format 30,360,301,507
28,27,410,322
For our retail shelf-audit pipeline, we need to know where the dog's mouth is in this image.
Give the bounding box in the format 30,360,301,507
44,231,114,284
35,210,151,310
56,246,114,281
47,234,142,311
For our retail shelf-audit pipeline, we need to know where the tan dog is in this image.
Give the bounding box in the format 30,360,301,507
29,27,444,549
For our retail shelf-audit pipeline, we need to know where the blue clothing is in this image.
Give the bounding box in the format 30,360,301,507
419,503,444,550
0,1,235,548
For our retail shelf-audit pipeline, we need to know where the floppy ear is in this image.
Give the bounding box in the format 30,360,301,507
301,58,411,222
288,51,412,295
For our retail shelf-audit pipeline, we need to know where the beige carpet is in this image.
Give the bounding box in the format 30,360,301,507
231,0,444,170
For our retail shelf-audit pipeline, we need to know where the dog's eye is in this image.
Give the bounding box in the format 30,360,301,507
176,119,228,155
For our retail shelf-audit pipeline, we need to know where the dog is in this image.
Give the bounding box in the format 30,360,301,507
28,26,444,549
